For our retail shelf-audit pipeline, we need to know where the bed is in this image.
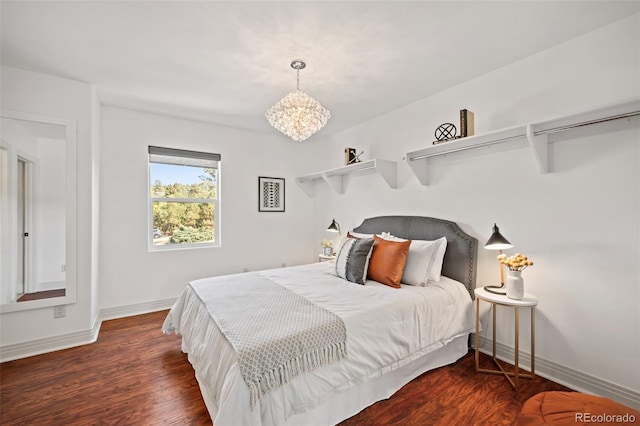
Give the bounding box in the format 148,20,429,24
163,216,478,425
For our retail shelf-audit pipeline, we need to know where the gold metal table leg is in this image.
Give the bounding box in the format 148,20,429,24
515,306,520,390
531,306,535,376
492,302,496,358
476,299,536,390
475,297,480,372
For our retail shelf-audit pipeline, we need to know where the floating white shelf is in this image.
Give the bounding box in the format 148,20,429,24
296,159,397,197
406,98,640,186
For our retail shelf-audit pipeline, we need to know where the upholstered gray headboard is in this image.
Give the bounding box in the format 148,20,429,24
352,216,478,296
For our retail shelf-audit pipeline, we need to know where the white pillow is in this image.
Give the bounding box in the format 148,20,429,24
401,239,439,286
379,235,447,285
427,237,447,282
347,231,393,240
347,231,373,239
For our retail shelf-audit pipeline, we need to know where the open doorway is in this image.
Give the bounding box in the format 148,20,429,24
16,157,34,298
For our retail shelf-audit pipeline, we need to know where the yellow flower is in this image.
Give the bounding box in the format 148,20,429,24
320,239,333,248
499,252,534,271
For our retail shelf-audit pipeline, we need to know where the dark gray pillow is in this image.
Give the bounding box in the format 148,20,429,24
334,238,375,285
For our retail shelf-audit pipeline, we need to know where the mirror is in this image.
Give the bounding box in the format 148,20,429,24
0,110,76,313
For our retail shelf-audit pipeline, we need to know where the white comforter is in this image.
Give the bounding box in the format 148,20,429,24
162,262,474,425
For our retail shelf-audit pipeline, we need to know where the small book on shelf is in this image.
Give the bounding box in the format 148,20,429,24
460,109,475,138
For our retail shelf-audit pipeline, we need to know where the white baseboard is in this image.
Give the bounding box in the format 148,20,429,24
0,298,176,363
0,316,102,363
472,334,640,410
99,298,176,321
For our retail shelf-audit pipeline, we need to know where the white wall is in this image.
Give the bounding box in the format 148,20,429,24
90,86,101,326
304,15,640,401
0,66,99,350
98,106,314,311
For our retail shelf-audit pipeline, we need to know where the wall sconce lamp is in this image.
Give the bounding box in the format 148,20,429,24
484,223,513,295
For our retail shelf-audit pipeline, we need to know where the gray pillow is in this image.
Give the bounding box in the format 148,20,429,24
334,237,375,285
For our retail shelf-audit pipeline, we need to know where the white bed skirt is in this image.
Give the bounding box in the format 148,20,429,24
195,335,468,425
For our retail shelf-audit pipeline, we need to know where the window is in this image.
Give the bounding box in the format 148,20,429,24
148,146,220,249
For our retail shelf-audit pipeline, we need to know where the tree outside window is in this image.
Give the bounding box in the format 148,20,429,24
148,147,220,249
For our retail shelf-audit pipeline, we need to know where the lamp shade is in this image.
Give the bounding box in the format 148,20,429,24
327,219,340,233
484,223,513,250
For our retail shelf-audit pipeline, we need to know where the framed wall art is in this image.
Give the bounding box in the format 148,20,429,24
258,176,285,212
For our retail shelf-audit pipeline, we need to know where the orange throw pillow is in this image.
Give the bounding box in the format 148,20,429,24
368,235,411,288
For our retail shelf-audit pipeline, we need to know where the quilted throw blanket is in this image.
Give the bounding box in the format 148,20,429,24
190,272,348,408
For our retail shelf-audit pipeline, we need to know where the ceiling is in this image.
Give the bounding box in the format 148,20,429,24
2,1,638,139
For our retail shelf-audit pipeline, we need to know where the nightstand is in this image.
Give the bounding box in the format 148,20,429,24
474,287,538,390
318,254,336,262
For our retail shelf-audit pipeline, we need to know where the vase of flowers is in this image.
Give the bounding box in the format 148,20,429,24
321,239,333,256
497,253,533,300
505,270,524,300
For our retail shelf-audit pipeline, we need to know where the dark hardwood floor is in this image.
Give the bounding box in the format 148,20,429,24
0,310,571,425
16,289,66,302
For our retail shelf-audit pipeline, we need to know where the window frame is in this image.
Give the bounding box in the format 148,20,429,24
147,146,221,251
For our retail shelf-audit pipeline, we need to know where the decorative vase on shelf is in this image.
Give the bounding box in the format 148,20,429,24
323,246,332,256
506,270,524,300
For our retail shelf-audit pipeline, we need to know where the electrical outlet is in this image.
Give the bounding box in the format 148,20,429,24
242,268,249,273
61,264,66,272
53,305,65,318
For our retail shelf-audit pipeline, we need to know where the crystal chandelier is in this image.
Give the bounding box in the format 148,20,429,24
265,60,330,141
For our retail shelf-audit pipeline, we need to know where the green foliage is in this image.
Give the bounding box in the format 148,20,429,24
170,225,214,244
151,168,216,244
151,170,216,199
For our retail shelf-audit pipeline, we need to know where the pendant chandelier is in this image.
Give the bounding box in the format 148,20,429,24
265,60,330,142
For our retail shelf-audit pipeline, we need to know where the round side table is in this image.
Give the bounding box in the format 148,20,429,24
474,287,538,390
